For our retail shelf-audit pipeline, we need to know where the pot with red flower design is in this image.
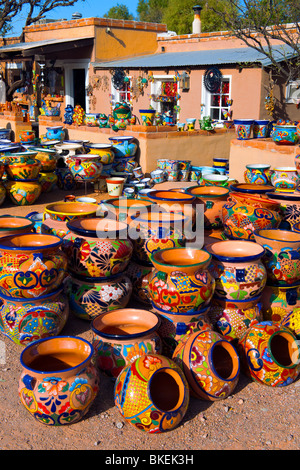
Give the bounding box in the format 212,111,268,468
144,247,215,314
18,336,99,425
172,329,240,400
63,218,133,278
91,309,162,379
114,353,189,433
66,154,103,182
237,321,300,386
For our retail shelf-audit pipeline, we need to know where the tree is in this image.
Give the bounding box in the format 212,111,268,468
137,0,168,24
103,4,134,20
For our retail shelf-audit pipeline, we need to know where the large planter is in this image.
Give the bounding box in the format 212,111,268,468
0,288,69,346
261,282,300,323
0,233,68,298
18,336,99,425
206,239,267,300
63,217,133,278
146,247,215,313
85,143,115,164
114,354,189,433
5,158,42,181
67,272,132,320
5,179,41,206
270,167,299,192
0,215,34,237
91,308,162,378
185,185,229,229
271,124,298,145
66,154,103,182
44,202,98,222
238,321,300,386
172,329,240,400
254,229,300,285
108,136,137,158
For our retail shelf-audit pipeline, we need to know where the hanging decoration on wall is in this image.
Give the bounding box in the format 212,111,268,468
111,68,126,90
204,66,223,93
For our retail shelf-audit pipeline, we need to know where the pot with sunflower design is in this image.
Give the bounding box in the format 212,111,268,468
91,309,162,379
18,336,99,425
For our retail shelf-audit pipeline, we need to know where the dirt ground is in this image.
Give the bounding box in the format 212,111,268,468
0,185,300,453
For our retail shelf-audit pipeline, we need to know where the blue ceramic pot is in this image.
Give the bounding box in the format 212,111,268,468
234,119,254,140
109,136,137,158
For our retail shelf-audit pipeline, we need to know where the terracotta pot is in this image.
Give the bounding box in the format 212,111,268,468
265,191,300,230
5,179,41,206
254,229,300,285
0,288,69,346
148,190,196,221
114,353,189,433
0,233,68,298
29,147,57,172
261,282,300,322
19,336,99,425
91,309,162,378
125,260,154,304
44,202,98,222
101,197,155,224
67,272,132,320
146,247,215,313
185,185,229,229
238,321,300,386
206,239,267,300
0,215,34,237
172,329,240,400
209,295,263,340
66,154,103,182
5,158,42,180
63,217,133,278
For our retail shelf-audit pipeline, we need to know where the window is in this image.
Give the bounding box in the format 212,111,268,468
111,78,132,108
150,75,179,122
201,75,231,121
286,80,300,103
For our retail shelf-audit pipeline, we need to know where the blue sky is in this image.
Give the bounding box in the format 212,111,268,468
11,0,140,36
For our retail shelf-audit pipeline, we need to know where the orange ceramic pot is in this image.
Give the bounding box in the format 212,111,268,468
146,247,215,313
0,233,68,298
91,308,162,378
148,190,195,221
185,185,229,229
101,197,155,224
0,215,34,237
5,159,42,180
44,201,99,222
114,353,189,433
172,329,240,400
125,260,154,305
19,336,99,425
261,282,300,323
254,229,300,285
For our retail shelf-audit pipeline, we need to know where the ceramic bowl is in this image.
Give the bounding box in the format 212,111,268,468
44,202,99,222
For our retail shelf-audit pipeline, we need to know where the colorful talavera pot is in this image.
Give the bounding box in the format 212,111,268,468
0,288,69,346
146,247,215,313
44,202,98,222
244,164,272,185
172,329,240,400
66,154,103,182
271,124,298,145
114,353,189,433
266,191,300,230
233,119,254,140
0,233,68,298
5,179,42,206
148,190,196,222
0,215,34,237
253,120,270,138
63,217,133,278
19,129,36,143
280,308,300,338
38,171,58,193
45,126,65,141
254,229,300,285
101,197,155,224
270,167,299,192
2,151,38,165
5,158,42,181
91,309,162,379
108,136,137,158
29,147,58,172
261,282,300,323
125,260,154,305
238,321,300,386
139,109,156,126
67,272,132,320
55,167,76,191
85,143,115,164
18,336,99,425
186,185,229,229
206,239,267,300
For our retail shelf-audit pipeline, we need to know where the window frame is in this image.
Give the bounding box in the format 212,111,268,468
201,74,232,121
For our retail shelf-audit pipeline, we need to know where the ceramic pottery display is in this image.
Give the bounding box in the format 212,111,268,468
139,109,156,126
67,272,132,320
45,126,65,141
253,120,270,138
261,282,300,323
91,309,162,378
238,321,300,386
0,233,67,298
125,260,154,305
18,336,99,425
172,329,240,400
28,147,57,172
55,167,76,191
185,185,229,229
233,119,254,140
146,247,215,313
266,191,300,230
5,179,42,206
101,197,155,224
0,215,34,237
222,192,282,240
63,218,133,278
280,308,300,337
114,353,189,433
0,288,69,346
5,158,41,181
19,129,35,143
108,136,137,158
66,155,103,182
39,171,58,193
271,124,298,145
113,156,136,173
148,190,196,221
85,143,115,164
206,240,267,300
129,211,187,265
244,164,272,185
44,202,98,222
208,295,262,340
230,183,274,196
254,229,300,285
270,167,299,192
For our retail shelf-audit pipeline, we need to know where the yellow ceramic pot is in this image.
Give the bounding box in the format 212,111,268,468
85,143,115,164
29,147,58,172
5,179,41,206
5,159,42,181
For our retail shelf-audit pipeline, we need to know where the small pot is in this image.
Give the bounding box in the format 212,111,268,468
106,177,125,197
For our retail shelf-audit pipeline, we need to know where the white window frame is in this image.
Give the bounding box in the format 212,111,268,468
285,79,300,103
150,74,179,116
55,59,90,112
201,74,232,121
111,77,132,109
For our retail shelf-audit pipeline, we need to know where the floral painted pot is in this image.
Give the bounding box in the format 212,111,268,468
5,179,42,206
63,217,133,278
253,120,270,138
270,167,299,192
261,282,300,323
5,158,42,181
108,136,137,158
206,239,267,300
55,168,76,191
2,151,38,165
0,233,68,299
19,130,36,143
280,308,300,338
44,202,98,222
238,321,300,386
113,156,136,173
114,353,189,433
0,288,69,346
202,174,229,186
172,329,240,400
85,143,115,164
125,260,154,305
91,309,162,379
38,171,57,193
265,191,300,230
18,336,99,425
186,185,229,229
157,159,168,170
139,109,156,126
0,215,34,237
165,160,179,171
45,126,65,141
29,147,57,172
271,125,298,145
234,119,254,140
85,113,99,126
254,229,300,285
146,247,215,314
66,154,103,182
208,295,263,340
244,164,272,185
67,272,132,320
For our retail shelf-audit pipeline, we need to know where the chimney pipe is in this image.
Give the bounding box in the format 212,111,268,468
192,5,202,34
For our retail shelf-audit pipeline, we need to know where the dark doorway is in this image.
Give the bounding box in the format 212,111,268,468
73,68,86,111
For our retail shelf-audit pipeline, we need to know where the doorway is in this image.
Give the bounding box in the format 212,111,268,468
73,68,86,111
